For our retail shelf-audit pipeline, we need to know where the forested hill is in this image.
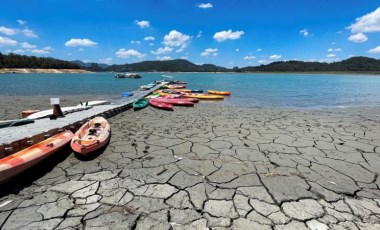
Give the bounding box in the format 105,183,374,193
74,56,380,73
239,57,380,72
0,52,80,69
103,59,228,72
1,52,380,73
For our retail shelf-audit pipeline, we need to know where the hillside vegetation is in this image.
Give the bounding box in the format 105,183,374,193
1,52,380,73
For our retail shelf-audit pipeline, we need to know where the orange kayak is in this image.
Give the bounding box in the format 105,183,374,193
0,130,74,184
207,90,231,96
71,117,111,155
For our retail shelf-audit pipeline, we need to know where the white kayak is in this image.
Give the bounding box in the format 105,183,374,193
0,118,34,128
27,105,92,120
76,100,110,107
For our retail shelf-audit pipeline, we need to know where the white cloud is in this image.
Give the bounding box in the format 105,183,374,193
149,43,154,46
0,26,19,36
368,46,380,54
11,49,25,54
65,38,98,47
270,54,282,60
326,54,336,58
181,56,188,59
43,46,53,51
163,30,190,51
236,48,239,52
131,40,141,45
135,20,150,28
200,48,218,57
197,31,202,38
0,36,17,46
300,28,309,37
115,48,146,59
31,49,49,54
159,56,172,60
98,58,112,64
243,55,256,60
348,7,380,33
348,33,368,43
257,48,262,51
258,59,269,64
328,48,342,52
151,46,173,55
78,48,84,51
22,28,37,38
21,42,36,49
198,3,213,9
144,36,155,41
213,29,244,42
17,19,26,25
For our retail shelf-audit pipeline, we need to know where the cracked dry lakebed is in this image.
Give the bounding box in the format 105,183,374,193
1,103,380,229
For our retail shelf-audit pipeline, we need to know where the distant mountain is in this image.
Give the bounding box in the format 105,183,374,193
2,52,380,73
71,60,109,69
101,59,228,72
239,56,380,72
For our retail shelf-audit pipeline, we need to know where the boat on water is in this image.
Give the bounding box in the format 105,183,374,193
71,116,111,155
133,98,149,110
114,73,141,78
208,90,231,96
0,130,74,184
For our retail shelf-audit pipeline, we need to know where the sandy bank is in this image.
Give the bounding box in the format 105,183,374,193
0,68,92,74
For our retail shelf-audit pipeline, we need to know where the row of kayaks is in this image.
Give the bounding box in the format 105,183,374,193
132,81,231,111
0,116,111,184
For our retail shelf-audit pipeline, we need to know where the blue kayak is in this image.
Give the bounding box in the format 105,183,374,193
122,92,133,97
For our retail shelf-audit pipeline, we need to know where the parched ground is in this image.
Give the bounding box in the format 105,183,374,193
1,104,380,229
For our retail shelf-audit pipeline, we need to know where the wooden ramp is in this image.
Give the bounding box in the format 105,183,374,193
0,83,166,158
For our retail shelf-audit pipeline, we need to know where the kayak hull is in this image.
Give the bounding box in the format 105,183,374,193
207,90,231,96
0,130,74,184
149,100,173,111
71,117,111,155
133,98,149,110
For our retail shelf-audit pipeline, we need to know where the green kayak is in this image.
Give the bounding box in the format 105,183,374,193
133,98,149,110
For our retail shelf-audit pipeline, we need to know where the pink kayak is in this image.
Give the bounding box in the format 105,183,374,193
149,99,173,111
161,95,199,103
151,98,195,106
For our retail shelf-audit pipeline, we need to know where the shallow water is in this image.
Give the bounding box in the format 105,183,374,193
1,72,380,109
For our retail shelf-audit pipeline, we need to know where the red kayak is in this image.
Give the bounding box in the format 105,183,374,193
151,98,194,106
149,99,173,111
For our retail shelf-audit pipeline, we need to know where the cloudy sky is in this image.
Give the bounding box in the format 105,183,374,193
1,0,380,67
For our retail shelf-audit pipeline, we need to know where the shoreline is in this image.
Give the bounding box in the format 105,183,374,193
0,68,92,74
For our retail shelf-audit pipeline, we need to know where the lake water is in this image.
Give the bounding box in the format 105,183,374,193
1,72,380,109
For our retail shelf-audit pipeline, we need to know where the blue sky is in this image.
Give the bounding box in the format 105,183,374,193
1,0,380,67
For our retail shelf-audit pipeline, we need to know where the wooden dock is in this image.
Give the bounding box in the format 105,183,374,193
0,82,167,158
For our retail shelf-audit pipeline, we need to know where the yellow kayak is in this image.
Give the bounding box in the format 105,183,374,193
208,90,231,96
182,93,224,100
